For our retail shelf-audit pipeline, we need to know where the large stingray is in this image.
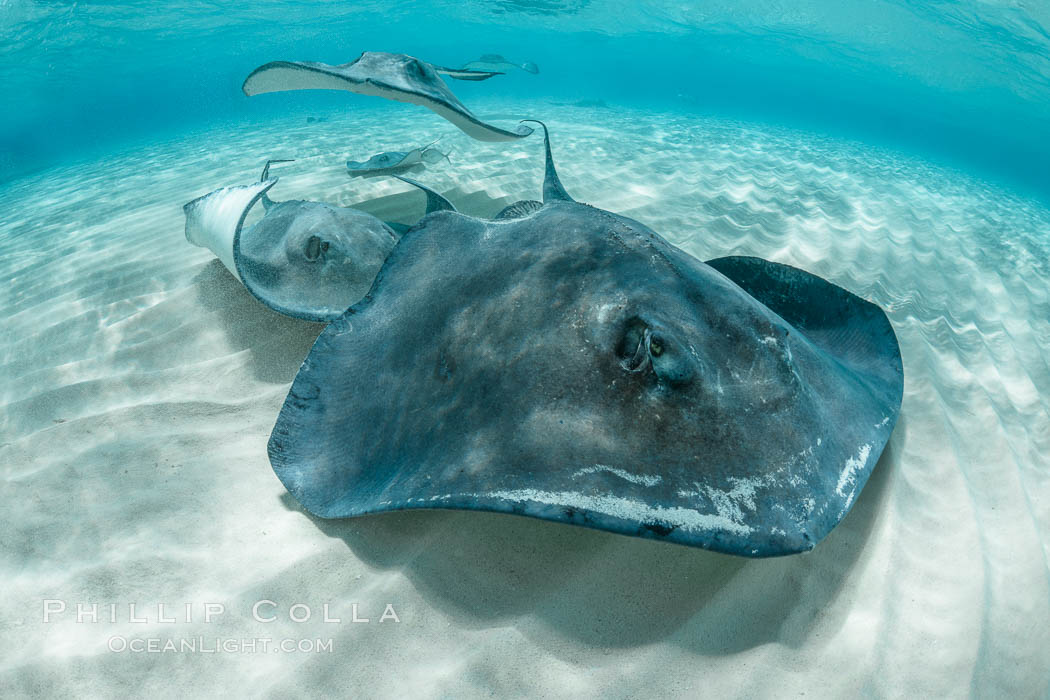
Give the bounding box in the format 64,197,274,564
268,124,903,557
243,52,534,142
184,160,400,321
347,141,452,178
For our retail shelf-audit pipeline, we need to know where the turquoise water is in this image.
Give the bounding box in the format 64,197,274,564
3,1,1049,201
4,103,1049,696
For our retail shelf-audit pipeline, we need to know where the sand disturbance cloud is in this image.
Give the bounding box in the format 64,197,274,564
1,103,1048,697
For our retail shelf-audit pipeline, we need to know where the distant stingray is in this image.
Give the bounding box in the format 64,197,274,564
430,65,504,81
460,54,539,75
243,52,534,141
347,140,452,178
184,160,402,321
267,122,904,558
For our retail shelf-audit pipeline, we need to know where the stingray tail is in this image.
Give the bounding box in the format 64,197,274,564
392,175,457,214
259,159,294,209
520,120,574,203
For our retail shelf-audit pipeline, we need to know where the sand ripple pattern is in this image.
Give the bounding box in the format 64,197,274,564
1,103,1048,698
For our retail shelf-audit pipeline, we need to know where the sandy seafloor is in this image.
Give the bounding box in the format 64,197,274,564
2,101,1049,698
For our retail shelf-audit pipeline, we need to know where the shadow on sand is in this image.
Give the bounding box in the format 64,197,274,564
192,259,324,383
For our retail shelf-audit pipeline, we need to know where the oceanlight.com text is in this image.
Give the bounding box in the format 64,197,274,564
107,636,334,654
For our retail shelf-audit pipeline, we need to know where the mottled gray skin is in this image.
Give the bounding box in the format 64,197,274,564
243,52,534,142
268,128,903,557
235,199,398,322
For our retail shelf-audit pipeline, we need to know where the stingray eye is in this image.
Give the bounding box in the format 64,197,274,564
619,319,694,386
649,334,695,387
405,58,426,78
304,237,331,261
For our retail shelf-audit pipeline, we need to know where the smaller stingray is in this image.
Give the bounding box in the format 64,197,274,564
430,65,504,81
243,52,534,142
347,140,452,178
460,54,539,74
267,122,904,557
184,159,402,321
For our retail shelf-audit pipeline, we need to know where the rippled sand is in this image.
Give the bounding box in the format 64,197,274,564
2,102,1048,697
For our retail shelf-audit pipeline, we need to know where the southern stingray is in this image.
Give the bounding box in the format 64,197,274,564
459,54,539,75
347,140,452,178
184,159,403,321
268,123,903,557
430,65,504,82
243,52,534,141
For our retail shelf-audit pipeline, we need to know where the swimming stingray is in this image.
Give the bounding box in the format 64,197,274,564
183,159,402,321
268,123,903,557
347,140,452,178
459,54,539,75
430,65,504,81
243,52,534,141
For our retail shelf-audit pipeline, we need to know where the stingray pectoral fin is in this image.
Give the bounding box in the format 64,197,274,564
431,65,504,81
243,52,534,142
706,255,904,410
183,179,277,280
392,175,457,214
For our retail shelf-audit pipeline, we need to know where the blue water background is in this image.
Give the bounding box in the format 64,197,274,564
2,1,1048,202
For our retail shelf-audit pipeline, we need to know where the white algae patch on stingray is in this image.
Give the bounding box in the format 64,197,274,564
572,464,663,486
837,443,873,502
487,489,752,536
1,103,1049,697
